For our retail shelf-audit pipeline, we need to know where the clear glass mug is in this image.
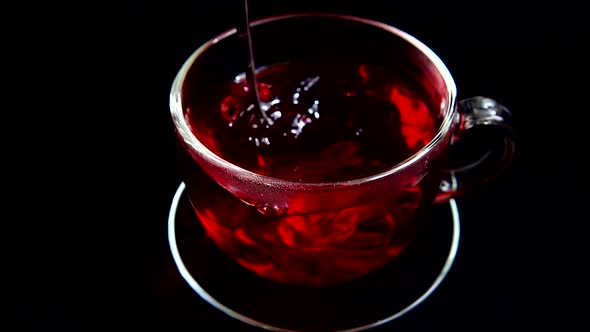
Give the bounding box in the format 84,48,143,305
169,14,515,287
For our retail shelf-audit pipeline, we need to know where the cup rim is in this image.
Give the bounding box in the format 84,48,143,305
169,13,457,188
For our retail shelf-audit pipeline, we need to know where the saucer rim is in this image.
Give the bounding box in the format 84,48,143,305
168,182,460,332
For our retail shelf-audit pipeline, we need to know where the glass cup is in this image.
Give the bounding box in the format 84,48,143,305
169,14,515,288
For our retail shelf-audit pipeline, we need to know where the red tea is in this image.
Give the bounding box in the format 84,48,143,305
180,60,443,286
187,61,438,181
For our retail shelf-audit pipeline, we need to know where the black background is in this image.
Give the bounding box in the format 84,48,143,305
17,0,587,330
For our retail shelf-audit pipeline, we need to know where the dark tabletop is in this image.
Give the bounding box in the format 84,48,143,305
17,0,586,330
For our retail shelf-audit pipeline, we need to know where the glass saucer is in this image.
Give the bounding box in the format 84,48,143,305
168,182,460,332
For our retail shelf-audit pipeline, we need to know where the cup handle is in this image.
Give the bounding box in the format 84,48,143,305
434,96,516,204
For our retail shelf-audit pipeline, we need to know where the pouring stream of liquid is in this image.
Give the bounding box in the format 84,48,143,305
239,0,274,125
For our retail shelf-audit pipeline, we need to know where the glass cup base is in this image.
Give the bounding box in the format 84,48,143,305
168,182,460,332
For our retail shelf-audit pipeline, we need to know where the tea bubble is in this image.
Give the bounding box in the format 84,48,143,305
256,204,287,217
